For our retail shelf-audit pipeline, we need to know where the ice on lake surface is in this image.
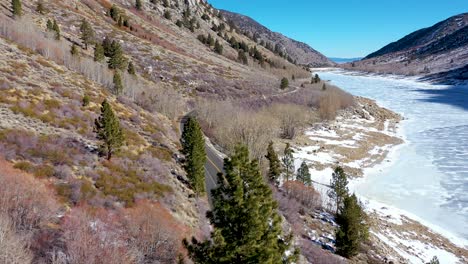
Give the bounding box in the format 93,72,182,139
318,71,468,240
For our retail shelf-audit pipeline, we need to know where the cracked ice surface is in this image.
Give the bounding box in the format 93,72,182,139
318,70,468,241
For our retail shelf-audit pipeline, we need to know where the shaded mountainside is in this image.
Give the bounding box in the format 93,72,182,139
220,9,334,67
343,13,468,83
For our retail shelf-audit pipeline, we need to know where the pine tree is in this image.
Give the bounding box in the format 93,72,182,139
265,141,281,183
335,194,368,258
46,19,53,31
328,166,349,214
322,83,327,91
108,40,126,70
296,161,311,185
36,0,45,14
70,43,79,56
94,43,105,62
12,0,22,18
102,37,113,57
127,61,136,75
80,19,95,49
181,117,206,195
52,19,60,40
237,50,248,65
214,40,223,55
282,143,294,181
427,256,440,264
113,71,124,95
184,145,299,264
94,100,124,160
280,77,289,89
164,10,171,20
135,0,142,10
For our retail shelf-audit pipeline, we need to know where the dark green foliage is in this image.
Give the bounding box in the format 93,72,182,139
109,4,120,21
292,74,295,81
127,61,136,75
93,43,105,62
12,0,22,17
335,194,368,258
328,166,349,214
94,100,124,160
296,161,311,185
108,40,126,70
102,37,112,57
201,13,209,21
322,83,327,91
207,34,214,46
214,39,223,55
265,141,281,183
181,117,206,195
164,10,171,20
184,145,298,264
135,0,142,10
280,77,289,89
237,50,248,65
52,19,60,40
80,19,95,49
162,0,169,7
46,19,53,31
113,71,124,95
282,143,294,181
82,95,90,107
70,43,79,56
427,256,440,264
36,0,45,14
175,20,183,27
311,73,320,84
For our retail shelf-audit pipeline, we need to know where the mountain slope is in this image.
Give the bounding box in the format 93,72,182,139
220,9,334,67
342,13,468,82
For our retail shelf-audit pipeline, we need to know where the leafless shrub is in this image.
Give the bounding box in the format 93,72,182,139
262,103,313,139
61,207,137,264
0,159,60,232
0,214,33,264
318,85,355,120
283,181,322,209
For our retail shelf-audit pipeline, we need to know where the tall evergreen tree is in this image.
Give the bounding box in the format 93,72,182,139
184,145,298,263
36,0,45,14
70,43,79,56
94,43,105,62
113,71,124,95
214,39,223,55
265,141,281,183
237,50,248,65
135,0,142,10
52,19,60,40
102,37,113,57
127,61,136,75
296,161,311,185
181,117,206,195
335,194,368,258
108,40,126,70
94,100,124,160
12,0,22,18
282,143,294,181
80,19,95,49
280,77,289,89
46,19,53,31
328,166,349,214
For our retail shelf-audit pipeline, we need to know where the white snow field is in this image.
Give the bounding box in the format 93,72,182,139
315,70,468,259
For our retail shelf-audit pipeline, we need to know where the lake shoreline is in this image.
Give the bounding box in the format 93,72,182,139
293,70,468,263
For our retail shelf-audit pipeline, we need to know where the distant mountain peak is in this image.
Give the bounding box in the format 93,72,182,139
220,10,334,67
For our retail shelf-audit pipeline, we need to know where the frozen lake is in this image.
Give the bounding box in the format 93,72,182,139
318,70,468,240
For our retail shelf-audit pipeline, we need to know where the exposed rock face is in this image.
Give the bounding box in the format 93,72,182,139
220,10,334,67
341,13,468,82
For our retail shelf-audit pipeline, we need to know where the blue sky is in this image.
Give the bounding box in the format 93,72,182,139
208,0,468,58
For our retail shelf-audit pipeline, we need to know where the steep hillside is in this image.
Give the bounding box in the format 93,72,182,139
220,9,334,67
342,13,468,83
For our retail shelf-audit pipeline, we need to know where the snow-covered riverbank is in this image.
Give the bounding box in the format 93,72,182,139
295,70,468,263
